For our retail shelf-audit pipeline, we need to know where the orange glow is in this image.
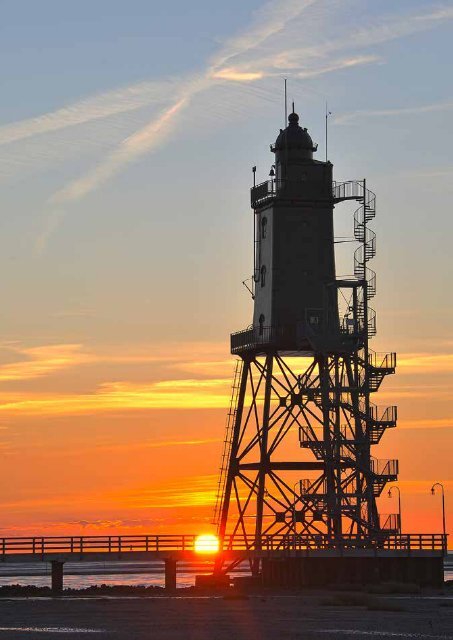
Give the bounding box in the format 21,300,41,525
0,340,449,541
194,534,219,554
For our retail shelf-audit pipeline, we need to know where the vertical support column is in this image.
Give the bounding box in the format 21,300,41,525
254,352,274,572
51,561,64,595
164,558,177,591
319,355,340,540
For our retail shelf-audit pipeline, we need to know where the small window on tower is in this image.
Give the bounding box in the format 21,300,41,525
260,265,266,287
261,217,267,239
259,314,265,336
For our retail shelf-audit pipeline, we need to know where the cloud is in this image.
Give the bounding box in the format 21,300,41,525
0,341,450,415
0,377,231,415
335,100,453,125
1,0,451,251
115,474,219,509
397,352,453,374
413,6,453,22
0,79,176,147
0,343,95,382
0,340,232,383
247,3,453,74
47,0,318,211
49,95,191,206
398,418,453,430
296,55,382,79
211,69,265,82
210,0,319,71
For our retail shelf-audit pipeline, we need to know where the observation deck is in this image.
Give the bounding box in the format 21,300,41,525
250,179,369,210
230,323,362,356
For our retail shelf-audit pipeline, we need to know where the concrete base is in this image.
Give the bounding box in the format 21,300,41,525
195,574,231,589
51,561,64,594
261,556,444,588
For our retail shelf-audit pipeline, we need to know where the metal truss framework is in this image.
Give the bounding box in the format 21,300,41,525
216,349,397,554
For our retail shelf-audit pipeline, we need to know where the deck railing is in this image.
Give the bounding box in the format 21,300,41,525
0,533,446,557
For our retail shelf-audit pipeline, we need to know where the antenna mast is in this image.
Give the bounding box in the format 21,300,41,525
284,78,288,126
325,102,331,163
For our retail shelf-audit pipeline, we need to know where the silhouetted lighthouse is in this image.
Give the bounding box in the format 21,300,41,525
214,109,399,567
252,110,338,347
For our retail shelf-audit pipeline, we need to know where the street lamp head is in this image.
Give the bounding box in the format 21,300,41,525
431,487,435,495
387,489,391,498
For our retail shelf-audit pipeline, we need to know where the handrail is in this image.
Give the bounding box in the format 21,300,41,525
0,532,446,555
371,458,399,477
368,350,396,370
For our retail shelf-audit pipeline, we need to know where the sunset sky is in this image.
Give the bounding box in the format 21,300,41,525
0,0,452,539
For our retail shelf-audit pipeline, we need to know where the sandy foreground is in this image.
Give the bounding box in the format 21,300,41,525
0,592,452,639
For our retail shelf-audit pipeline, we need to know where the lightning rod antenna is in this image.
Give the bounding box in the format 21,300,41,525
284,78,287,126
325,102,331,163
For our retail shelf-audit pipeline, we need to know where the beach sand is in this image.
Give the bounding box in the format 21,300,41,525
0,591,452,639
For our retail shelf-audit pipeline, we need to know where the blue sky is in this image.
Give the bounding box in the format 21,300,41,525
0,0,452,350
0,0,452,536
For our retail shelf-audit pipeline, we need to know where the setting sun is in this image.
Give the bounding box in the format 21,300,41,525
194,534,219,554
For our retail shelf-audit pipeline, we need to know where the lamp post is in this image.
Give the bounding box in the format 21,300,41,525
431,482,447,556
387,485,402,533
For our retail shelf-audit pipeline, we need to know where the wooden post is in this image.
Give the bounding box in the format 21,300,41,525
51,561,64,595
164,558,177,591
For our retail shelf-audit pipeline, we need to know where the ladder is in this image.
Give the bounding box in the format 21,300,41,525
212,360,243,526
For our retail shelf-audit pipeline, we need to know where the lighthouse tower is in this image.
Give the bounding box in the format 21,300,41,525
252,110,338,351
213,110,399,560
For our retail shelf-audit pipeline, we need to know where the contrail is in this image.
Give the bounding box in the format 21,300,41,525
334,100,453,125
30,0,453,249
0,79,175,147
45,0,318,210
50,96,190,205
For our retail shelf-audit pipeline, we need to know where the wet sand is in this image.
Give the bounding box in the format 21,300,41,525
0,592,452,639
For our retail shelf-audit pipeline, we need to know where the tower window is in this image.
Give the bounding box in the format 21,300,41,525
259,314,265,336
260,265,266,287
261,217,267,239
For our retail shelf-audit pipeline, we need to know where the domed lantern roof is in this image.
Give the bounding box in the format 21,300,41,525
273,111,317,160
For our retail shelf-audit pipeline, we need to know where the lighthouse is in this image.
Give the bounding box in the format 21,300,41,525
213,109,399,569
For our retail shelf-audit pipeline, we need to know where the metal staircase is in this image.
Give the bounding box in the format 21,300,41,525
358,349,397,392
370,458,399,496
333,180,377,339
337,400,397,445
299,426,325,459
369,405,397,444
213,360,243,526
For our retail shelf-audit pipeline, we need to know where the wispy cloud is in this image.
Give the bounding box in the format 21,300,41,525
397,352,453,374
335,100,453,125
209,0,319,71
0,343,94,382
47,0,318,211
49,95,191,206
0,79,175,147
0,339,232,384
0,378,231,415
296,55,382,79
45,2,453,211
1,0,453,249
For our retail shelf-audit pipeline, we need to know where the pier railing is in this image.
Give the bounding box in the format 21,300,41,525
0,533,446,557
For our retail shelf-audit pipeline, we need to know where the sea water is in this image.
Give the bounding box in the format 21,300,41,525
0,560,237,589
0,555,450,589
